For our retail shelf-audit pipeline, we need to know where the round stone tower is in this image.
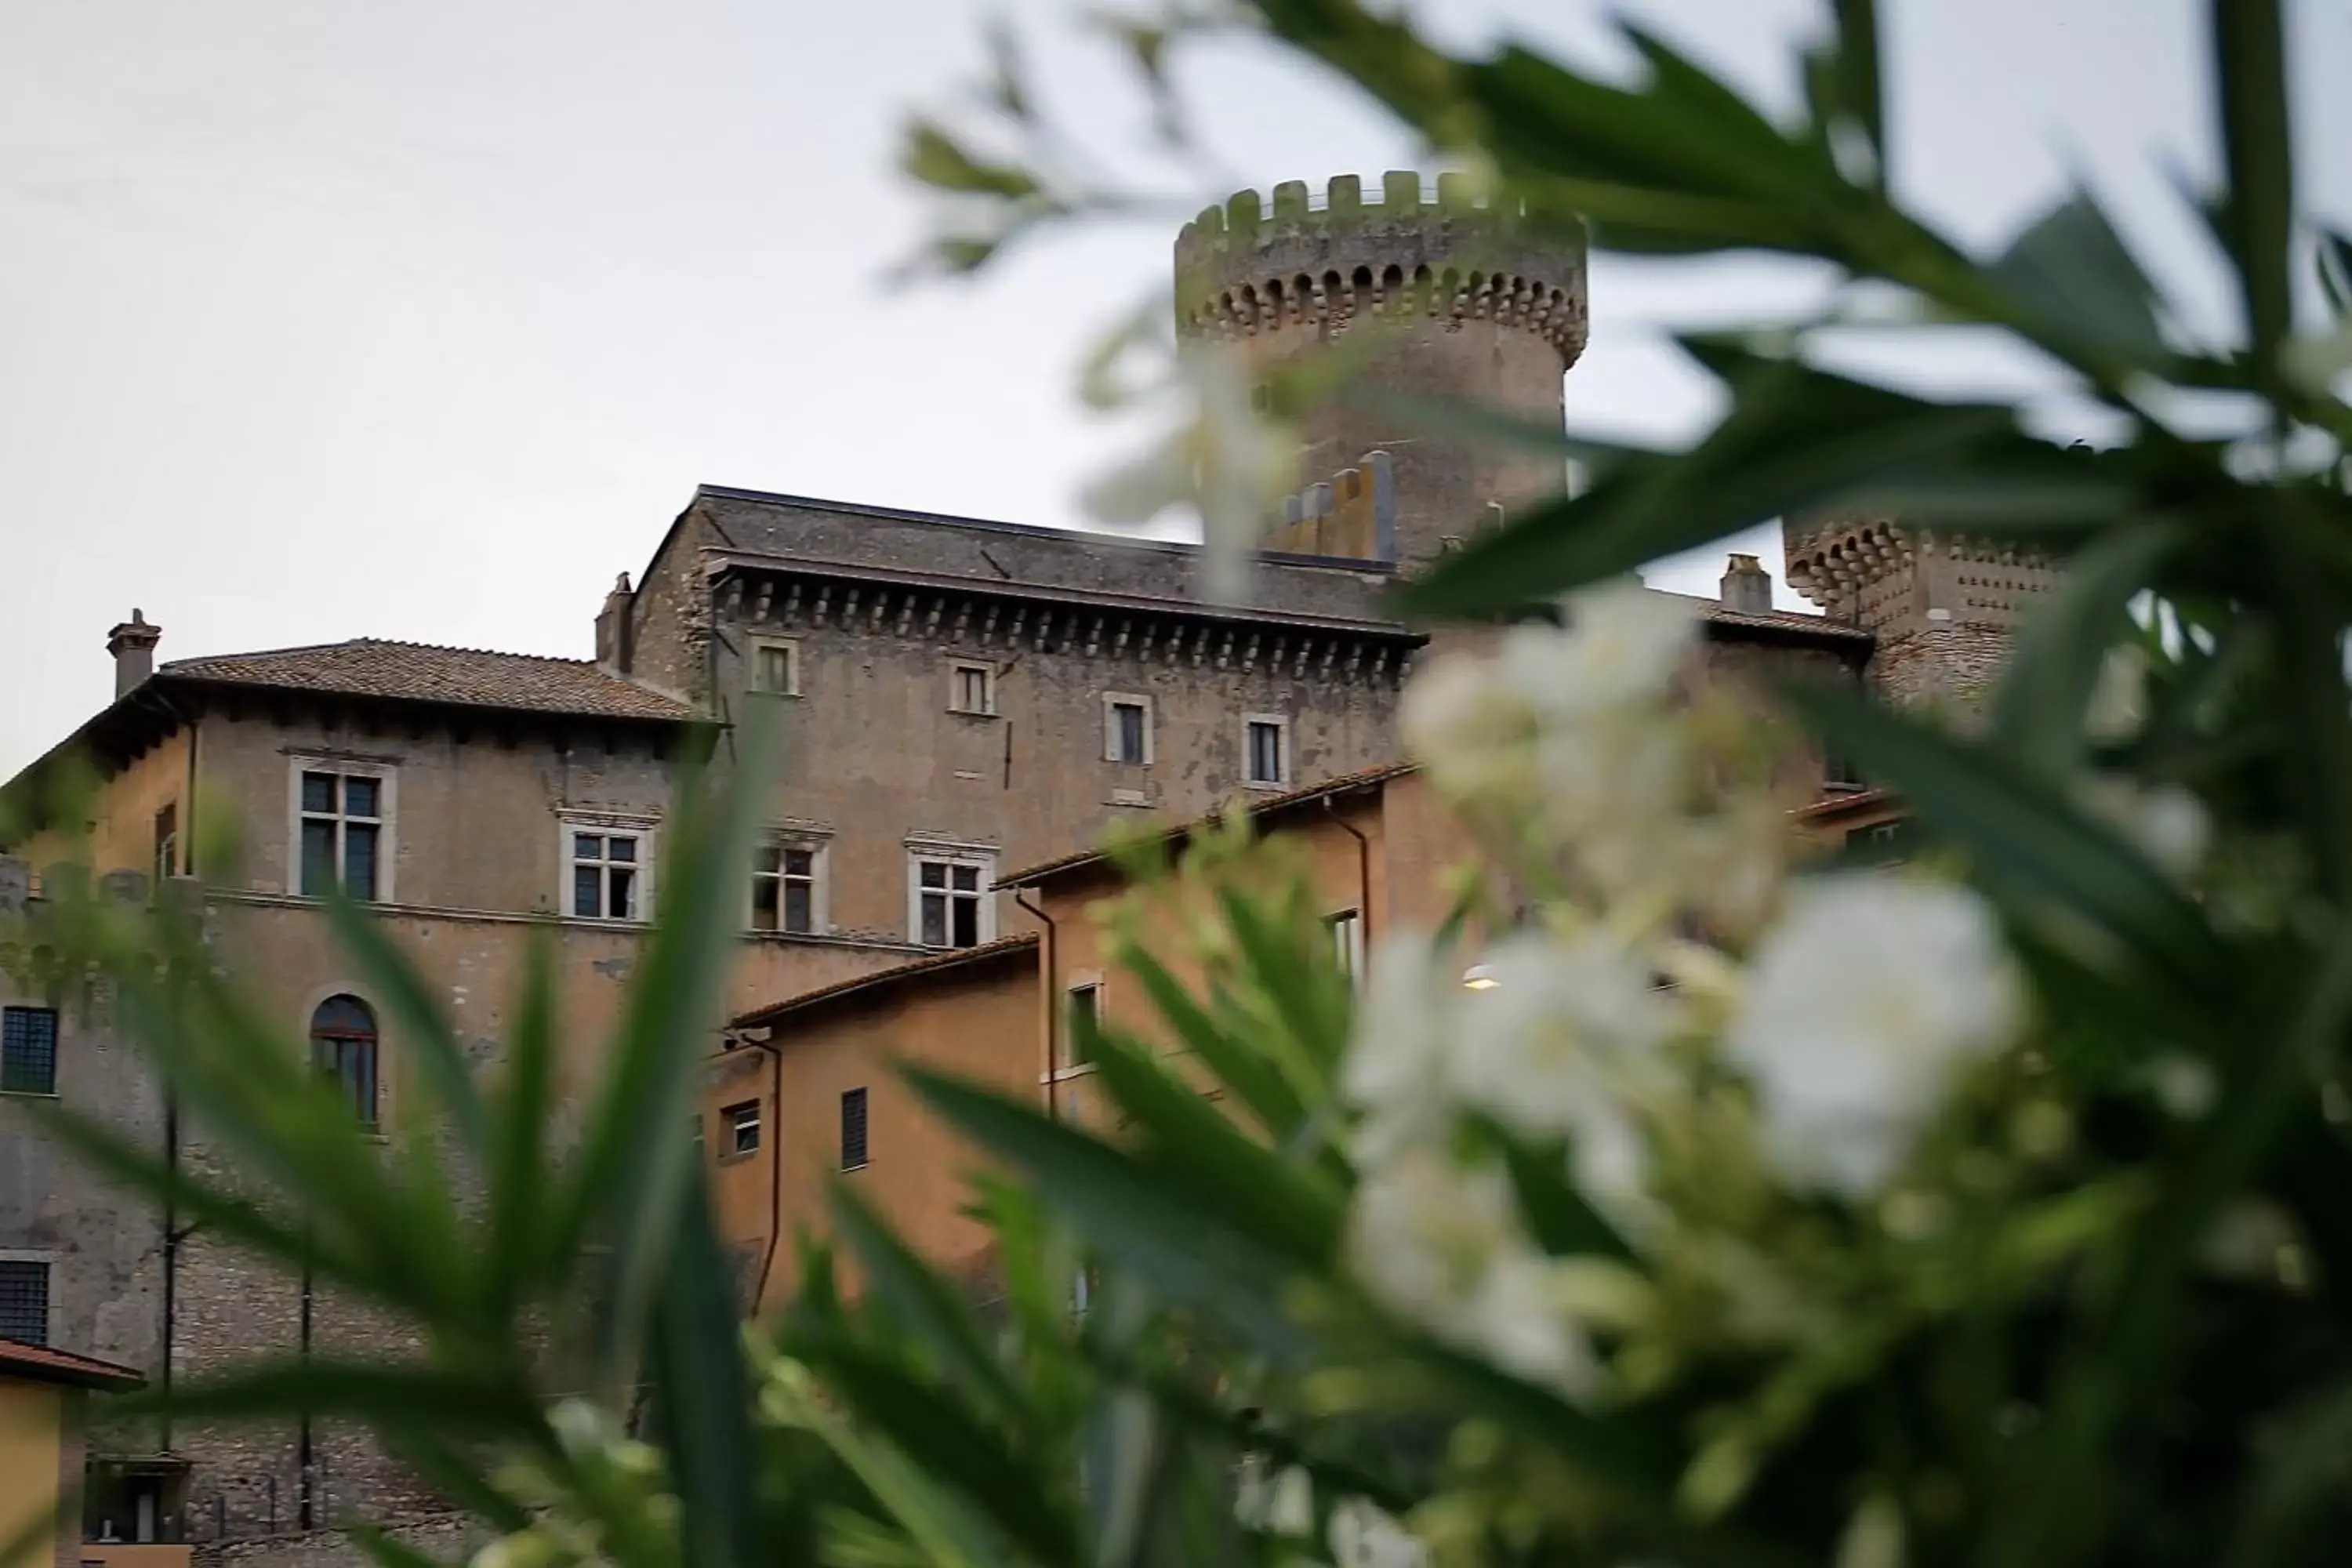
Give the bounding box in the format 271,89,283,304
1174,171,1588,569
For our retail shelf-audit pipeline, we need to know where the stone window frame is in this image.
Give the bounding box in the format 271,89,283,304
0,1249,55,1347
1324,909,1364,985
750,825,832,936
1242,713,1292,789
558,811,660,924
1058,967,1106,1079
946,657,997,717
285,753,399,903
903,836,997,949
1102,691,1155,766
750,637,802,698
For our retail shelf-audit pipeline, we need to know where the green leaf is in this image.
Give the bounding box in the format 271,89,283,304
826,1179,1033,1427
1828,0,1884,168
1993,521,2184,775
321,886,488,1156
648,1174,762,1568
1499,1135,1635,1263
1780,681,2229,1007
1119,943,1308,1142
906,1071,1319,1362
117,1360,538,1432
2317,227,2352,321
2259,516,2352,901
2208,0,2296,383
346,1521,457,1568
899,121,1040,199
1989,192,2169,368
2224,1377,2352,1568
488,924,558,1310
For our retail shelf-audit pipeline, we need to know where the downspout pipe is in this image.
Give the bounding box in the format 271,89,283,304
1012,888,1058,1123
740,1033,787,1316
1322,794,1373,957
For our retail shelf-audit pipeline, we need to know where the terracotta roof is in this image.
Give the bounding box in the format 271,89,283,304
1798,786,1898,822
0,1338,146,1392
998,760,1417,889
1658,591,1874,642
728,933,1040,1032
158,640,692,723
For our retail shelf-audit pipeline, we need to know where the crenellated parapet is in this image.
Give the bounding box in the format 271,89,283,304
1784,515,2055,634
1264,451,1396,562
1174,172,1589,364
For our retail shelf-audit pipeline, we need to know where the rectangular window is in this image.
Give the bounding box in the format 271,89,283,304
1245,717,1288,786
753,642,799,696
1066,984,1101,1068
949,662,994,715
840,1087,869,1171
751,845,818,934
1,1007,59,1097
571,831,641,920
298,769,384,899
913,857,987,948
0,1259,48,1345
154,803,178,886
1327,911,1363,982
1105,696,1151,764
724,1098,761,1156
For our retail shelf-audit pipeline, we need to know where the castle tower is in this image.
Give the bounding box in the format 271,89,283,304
1783,515,2055,713
1174,172,1588,568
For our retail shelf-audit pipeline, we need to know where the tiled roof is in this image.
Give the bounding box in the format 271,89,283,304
1661,592,1874,642
728,934,1040,1032
998,760,1417,888
0,1337,146,1391
160,640,692,723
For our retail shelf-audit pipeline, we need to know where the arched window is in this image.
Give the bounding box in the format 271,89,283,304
309,995,378,1127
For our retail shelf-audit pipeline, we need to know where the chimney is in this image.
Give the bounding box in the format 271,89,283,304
1719,554,1773,615
594,573,634,673
107,610,162,698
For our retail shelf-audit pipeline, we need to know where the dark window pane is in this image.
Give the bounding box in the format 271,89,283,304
343,823,379,902
312,995,374,1034
575,866,601,918
840,1087,868,1170
1248,722,1282,782
300,820,336,897
952,865,979,891
2,1007,59,1096
783,881,813,933
754,845,782,876
725,1100,760,1155
308,998,379,1127
343,778,379,819
0,1260,48,1345
609,867,636,920
302,772,336,815
154,804,178,883
574,834,601,862
783,849,813,878
1116,703,1145,761
608,837,637,864
750,877,779,931
919,862,946,889
951,898,978,949
920,892,946,947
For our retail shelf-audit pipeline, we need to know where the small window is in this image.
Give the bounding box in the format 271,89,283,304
0,1259,49,1345
689,1112,703,1150
949,662,995,716
299,769,384,900
752,845,819,934
310,994,379,1126
840,1087,869,1171
1105,696,1152,764
1857,819,1917,865
724,1098,761,1156
752,641,800,696
572,831,641,920
1244,717,1289,786
154,803,178,886
913,855,989,948
1326,911,1363,982
1067,984,1102,1067
1,1007,58,1096
1822,745,1864,792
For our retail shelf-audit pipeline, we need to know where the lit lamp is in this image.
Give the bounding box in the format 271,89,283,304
1461,964,1499,991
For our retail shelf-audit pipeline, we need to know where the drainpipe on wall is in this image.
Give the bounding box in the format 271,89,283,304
1012,888,1058,1122
740,1033,786,1315
1321,796,1374,958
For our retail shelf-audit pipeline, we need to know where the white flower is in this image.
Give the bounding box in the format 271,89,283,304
1448,931,1669,1202
1341,933,1458,1166
2081,777,2210,879
1349,1148,1595,1395
1400,654,1539,804
1503,582,1697,723
1727,873,2023,1197
1330,1498,1430,1568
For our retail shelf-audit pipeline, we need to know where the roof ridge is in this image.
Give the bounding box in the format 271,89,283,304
172,637,605,670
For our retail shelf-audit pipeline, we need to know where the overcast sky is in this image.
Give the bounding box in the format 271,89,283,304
3,0,2348,774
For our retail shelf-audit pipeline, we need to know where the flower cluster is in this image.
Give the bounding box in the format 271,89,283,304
1343,592,2032,1396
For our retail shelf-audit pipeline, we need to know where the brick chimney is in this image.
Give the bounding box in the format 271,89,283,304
1719,554,1773,615
594,573,633,673
107,610,162,698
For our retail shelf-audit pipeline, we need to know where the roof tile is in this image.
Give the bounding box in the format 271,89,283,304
161,640,691,723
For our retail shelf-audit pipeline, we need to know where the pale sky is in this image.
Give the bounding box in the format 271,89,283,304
3,0,2348,774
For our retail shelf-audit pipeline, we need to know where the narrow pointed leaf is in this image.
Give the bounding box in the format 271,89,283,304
322,886,488,1155
2209,0,2295,379
1993,521,2184,774
648,1175,761,1568
1989,192,2169,367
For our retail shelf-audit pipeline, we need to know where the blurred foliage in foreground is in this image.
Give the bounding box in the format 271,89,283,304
18,2,2352,1566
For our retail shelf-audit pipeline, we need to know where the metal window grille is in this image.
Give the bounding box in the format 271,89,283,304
0,1260,49,1345
1,1007,58,1095
840,1087,869,1171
